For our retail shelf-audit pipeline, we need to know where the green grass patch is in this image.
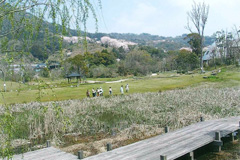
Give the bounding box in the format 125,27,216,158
206,75,224,82
0,66,239,104
97,111,129,127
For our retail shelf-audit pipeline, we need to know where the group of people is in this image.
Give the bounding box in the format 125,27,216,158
86,84,129,98
120,84,129,94
86,87,103,98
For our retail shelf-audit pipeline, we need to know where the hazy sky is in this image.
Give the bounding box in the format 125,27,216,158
86,0,240,37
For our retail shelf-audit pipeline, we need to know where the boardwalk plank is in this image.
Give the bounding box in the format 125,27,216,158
89,122,217,160
3,147,78,160
128,123,230,160
139,125,237,160
87,122,225,160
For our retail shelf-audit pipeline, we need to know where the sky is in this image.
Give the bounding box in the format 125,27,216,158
85,0,240,37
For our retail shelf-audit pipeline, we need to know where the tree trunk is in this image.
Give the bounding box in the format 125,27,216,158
200,37,204,73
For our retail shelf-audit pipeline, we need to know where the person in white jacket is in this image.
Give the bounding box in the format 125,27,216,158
125,84,129,93
99,87,103,96
109,87,112,95
92,88,96,97
120,85,124,94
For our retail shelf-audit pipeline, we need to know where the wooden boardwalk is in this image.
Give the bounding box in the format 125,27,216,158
84,117,240,160
2,147,79,160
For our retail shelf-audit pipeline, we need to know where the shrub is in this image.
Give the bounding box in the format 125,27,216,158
41,68,50,78
89,65,118,78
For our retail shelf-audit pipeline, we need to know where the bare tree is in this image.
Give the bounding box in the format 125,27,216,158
215,30,225,63
186,1,209,72
232,25,240,65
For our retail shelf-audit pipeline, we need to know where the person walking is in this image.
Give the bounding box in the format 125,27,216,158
125,84,129,93
86,90,90,98
99,87,103,96
109,87,112,95
92,88,96,97
120,85,124,94
96,88,99,97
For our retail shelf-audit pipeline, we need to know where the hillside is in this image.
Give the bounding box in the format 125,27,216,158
62,32,215,60
0,10,215,63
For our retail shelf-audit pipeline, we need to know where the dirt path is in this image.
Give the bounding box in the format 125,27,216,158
105,79,128,83
86,79,128,84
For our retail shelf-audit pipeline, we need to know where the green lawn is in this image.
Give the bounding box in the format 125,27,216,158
0,66,239,104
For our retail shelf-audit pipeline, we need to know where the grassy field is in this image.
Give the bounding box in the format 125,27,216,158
2,66,239,104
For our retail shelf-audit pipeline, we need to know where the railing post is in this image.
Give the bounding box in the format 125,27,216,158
78,150,83,159
213,131,223,152
107,143,112,151
187,152,194,160
238,121,240,143
46,140,51,147
165,126,169,133
238,129,240,143
182,151,194,160
215,132,220,141
160,155,167,160
230,132,235,142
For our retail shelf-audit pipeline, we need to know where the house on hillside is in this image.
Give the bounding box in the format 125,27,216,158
34,63,47,72
202,42,221,65
48,61,60,69
179,47,192,52
203,39,240,65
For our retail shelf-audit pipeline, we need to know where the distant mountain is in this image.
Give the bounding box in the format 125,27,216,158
85,32,215,50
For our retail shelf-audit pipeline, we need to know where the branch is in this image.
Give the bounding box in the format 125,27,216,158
187,1,201,35
0,25,24,38
0,0,6,5
185,17,193,33
200,2,209,37
0,2,49,19
0,50,29,53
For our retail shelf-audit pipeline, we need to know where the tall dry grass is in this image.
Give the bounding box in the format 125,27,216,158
0,85,239,156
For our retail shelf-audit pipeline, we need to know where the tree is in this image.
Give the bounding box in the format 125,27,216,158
176,50,199,71
231,26,240,65
112,47,126,59
214,29,239,65
124,50,152,75
68,54,88,75
139,46,165,59
186,1,209,72
184,33,201,57
214,30,226,64
88,49,116,66
30,43,49,60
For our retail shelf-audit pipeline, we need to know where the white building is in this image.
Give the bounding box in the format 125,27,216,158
202,42,221,64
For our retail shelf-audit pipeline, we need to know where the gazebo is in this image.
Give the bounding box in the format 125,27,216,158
66,73,81,83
